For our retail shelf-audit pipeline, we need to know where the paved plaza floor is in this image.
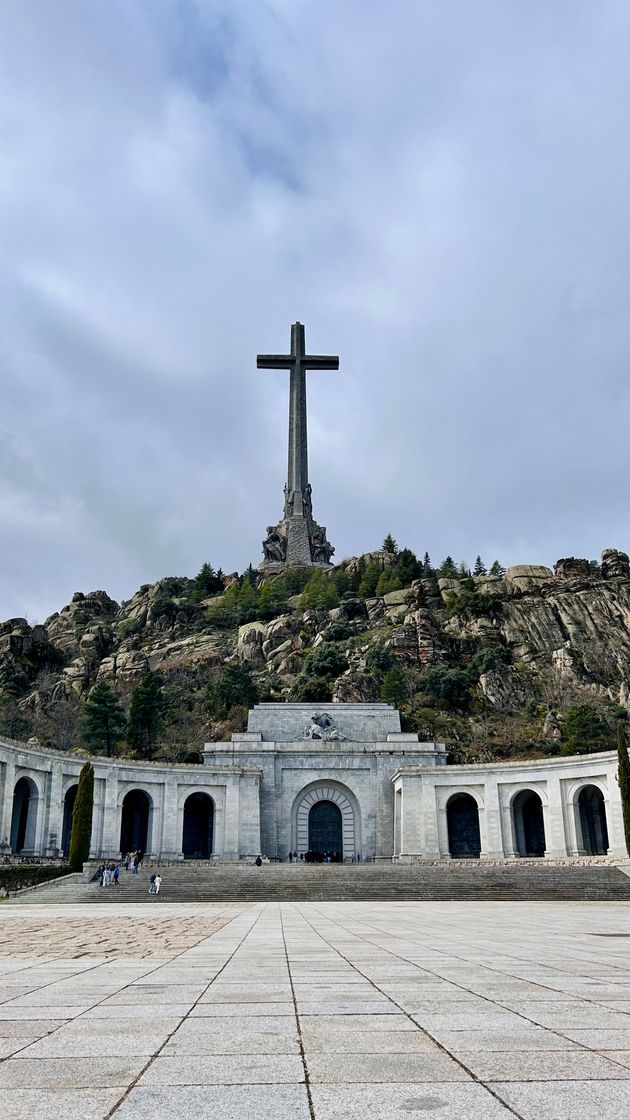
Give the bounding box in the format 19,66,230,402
1,901,630,1118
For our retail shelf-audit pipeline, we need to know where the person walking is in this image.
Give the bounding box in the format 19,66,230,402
154,874,162,895
113,865,120,886
149,873,156,894
288,851,293,863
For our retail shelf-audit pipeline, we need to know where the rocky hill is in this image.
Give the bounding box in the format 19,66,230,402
2,547,630,764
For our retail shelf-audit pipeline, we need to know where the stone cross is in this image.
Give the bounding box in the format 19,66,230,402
257,322,339,520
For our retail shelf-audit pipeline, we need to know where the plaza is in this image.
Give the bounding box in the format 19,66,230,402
1,900,630,1118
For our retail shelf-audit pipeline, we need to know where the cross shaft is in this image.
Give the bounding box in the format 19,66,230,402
257,322,339,505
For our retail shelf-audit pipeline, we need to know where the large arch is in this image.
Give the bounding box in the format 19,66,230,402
308,800,343,860
446,792,481,858
61,783,79,856
119,789,153,855
10,776,40,853
293,782,359,861
512,789,546,857
577,785,609,855
182,792,214,859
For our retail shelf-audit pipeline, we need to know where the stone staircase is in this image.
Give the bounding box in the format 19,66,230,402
14,860,630,903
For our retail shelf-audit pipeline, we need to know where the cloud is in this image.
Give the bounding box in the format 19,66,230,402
0,0,629,619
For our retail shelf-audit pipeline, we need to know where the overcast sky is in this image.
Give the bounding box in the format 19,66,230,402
1,1,629,622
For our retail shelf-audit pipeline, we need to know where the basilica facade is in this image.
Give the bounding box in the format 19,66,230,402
0,702,626,863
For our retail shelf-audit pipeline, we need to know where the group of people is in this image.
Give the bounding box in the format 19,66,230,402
97,852,162,896
123,851,143,873
253,850,363,866
97,863,120,886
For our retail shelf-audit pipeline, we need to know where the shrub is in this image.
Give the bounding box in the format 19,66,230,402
380,668,407,706
421,667,473,711
206,665,258,721
561,704,612,755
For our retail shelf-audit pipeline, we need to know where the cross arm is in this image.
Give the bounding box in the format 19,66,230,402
303,356,340,370
257,354,294,369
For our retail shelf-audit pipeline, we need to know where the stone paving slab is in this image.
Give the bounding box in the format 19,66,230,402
1,900,630,1118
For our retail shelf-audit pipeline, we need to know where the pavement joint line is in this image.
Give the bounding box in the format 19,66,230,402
326,906,630,1053
102,903,266,1118
290,903,538,1119
279,902,316,1120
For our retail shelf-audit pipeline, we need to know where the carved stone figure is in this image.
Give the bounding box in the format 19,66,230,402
303,712,345,741
262,526,287,564
311,525,335,564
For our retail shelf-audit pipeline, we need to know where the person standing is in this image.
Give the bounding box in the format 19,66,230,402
113,865,120,886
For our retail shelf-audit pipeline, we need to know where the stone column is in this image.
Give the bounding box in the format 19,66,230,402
0,757,16,848
101,772,120,858
481,777,504,859
606,771,629,857
223,773,241,861
499,785,517,858
160,777,181,859
238,772,261,859
46,763,64,856
544,775,569,858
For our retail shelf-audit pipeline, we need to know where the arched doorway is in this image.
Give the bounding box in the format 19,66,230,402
513,790,546,857
446,793,481,858
308,800,343,860
120,790,152,854
182,793,214,858
578,785,609,855
61,784,78,856
10,777,39,853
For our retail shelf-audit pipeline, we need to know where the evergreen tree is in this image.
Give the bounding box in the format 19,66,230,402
193,562,223,599
380,668,407,706
422,552,433,575
458,560,471,578
394,548,423,585
439,556,458,578
82,682,126,757
68,761,94,871
617,723,630,856
489,560,506,577
473,555,487,576
375,572,402,596
358,563,382,599
128,673,164,760
382,533,398,555
206,665,258,720
561,704,612,755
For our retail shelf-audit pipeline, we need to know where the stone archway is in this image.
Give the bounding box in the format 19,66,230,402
61,784,79,856
119,789,153,855
182,792,214,859
446,793,481,858
10,777,40,853
512,789,546,857
577,785,609,855
294,784,357,861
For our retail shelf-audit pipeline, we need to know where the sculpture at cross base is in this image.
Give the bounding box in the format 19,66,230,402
258,322,339,568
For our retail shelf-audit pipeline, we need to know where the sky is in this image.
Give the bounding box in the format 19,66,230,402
1,1,630,623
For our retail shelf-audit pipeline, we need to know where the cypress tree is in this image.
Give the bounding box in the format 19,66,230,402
68,761,94,871
617,722,630,857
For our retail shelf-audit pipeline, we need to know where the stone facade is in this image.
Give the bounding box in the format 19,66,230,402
0,702,627,862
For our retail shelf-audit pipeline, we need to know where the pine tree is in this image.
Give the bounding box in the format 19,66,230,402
382,533,398,555
128,673,164,760
489,560,506,577
68,761,94,871
439,556,458,578
617,723,630,857
473,555,487,576
422,552,433,575
82,683,126,757
193,562,223,599
380,668,407,706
